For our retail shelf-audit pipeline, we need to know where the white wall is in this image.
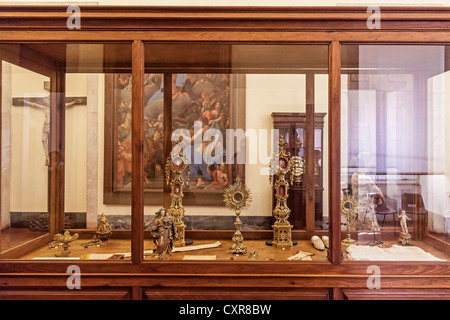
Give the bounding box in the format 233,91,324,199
446,71,450,232
445,71,450,232
65,74,88,213
7,71,90,214
419,70,450,234
1,61,11,229
9,64,49,213
244,74,306,217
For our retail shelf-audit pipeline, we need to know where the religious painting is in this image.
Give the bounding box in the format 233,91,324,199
103,73,245,205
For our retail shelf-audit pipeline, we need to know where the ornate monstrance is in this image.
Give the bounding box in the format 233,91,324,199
341,189,358,246
268,135,296,248
165,142,191,247
224,177,252,255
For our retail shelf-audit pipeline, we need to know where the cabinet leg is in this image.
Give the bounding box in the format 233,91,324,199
330,287,345,300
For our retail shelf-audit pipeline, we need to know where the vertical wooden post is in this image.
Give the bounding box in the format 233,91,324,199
50,67,65,234
328,41,342,264
163,73,173,209
331,287,345,300
131,286,143,300
305,72,316,234
131,40,144,264
0,60,2,246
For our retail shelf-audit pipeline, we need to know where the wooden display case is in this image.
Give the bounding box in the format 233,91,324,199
0,6,449,301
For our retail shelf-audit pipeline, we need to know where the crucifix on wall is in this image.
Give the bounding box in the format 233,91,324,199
12,84,86,166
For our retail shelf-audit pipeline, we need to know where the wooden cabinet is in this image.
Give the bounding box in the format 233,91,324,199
0,6,449,302
271,112,326,230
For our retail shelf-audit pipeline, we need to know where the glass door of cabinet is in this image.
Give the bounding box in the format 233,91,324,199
1,46,54,258
341,45,450,262
143,43,330,262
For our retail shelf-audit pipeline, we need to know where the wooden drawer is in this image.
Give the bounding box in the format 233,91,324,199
342,288,450,300
0,287,131,300
143,287,330,300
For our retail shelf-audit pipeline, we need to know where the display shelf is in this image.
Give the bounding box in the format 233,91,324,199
19,239,329,261
17,237,449,262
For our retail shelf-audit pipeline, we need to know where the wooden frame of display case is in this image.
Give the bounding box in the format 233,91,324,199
0,6,449,300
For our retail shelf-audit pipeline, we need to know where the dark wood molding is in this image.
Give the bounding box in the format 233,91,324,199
328,40,341,265
3,6,450,32
305,72,315,233
131,40,144,264
3,6,450,43
1,258,449,276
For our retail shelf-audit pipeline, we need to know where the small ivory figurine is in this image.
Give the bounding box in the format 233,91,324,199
398,210,413,245
399,210,411,235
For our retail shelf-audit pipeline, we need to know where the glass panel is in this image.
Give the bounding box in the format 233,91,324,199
144,43,329,262
1,59,51,256
143,72,165,256
143,73,164,190
341,45,450,261
1,43,133,260
64,44,133,261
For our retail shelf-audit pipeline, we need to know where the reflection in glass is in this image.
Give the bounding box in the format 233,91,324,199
1,42,332,262
64,43,133,260
341,45,450,261
1,62,50,254
140,43,329,261
0,43,134,260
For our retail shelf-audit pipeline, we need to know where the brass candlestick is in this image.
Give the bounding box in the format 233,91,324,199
165,142,191,247
224,177,252,255
341,189,358,246
267,135,300,248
